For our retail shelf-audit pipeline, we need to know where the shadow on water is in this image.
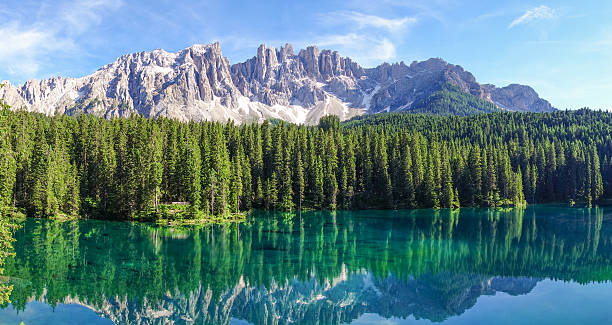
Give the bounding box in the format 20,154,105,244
1,205,612,324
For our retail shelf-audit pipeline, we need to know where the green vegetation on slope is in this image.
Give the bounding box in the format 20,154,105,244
0,217,16,304
0,108,610,220
0,94,19,303
407,83,500,116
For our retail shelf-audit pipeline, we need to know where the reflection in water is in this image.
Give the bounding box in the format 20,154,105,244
1,206,612,324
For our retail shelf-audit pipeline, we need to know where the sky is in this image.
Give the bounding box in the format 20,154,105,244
0,0,610,110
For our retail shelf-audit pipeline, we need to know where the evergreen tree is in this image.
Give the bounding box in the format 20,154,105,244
0,128,16,209
229,154,243,213
293,147,305,210
1,108,612,219
27,126,50,216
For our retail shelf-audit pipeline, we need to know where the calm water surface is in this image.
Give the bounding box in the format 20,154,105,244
1,205,612,324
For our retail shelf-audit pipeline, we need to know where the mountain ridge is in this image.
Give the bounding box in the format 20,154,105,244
0,42,555,124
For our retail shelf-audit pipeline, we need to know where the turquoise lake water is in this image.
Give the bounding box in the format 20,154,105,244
1,205,612,324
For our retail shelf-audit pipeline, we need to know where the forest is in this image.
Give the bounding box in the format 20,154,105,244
0,108,611,220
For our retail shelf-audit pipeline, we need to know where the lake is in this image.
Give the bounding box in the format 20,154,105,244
1,205,612,324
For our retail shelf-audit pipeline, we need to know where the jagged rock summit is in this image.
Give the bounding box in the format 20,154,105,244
0,42,555,124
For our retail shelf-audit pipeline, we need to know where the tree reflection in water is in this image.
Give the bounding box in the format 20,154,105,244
1,205,612,324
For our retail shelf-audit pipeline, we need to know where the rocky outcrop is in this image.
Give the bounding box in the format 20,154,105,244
229,44,365,111
0,43,555,124
483,83,555,112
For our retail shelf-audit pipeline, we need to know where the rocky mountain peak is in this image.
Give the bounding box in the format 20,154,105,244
1,42,556,124
410,57,448,71
484,83,554,112
279,43,295,60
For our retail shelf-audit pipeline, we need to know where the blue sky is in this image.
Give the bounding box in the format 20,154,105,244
0,0,610,110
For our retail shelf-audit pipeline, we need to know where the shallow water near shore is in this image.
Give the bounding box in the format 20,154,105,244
1,205,612,324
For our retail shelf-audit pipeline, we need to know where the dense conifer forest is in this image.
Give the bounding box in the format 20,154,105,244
0,108,611,220
404,83,501,116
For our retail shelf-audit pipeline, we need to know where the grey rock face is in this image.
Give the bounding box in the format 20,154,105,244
483,83,556,112
230,44,365,109
368,58,489,112
1,43,555,124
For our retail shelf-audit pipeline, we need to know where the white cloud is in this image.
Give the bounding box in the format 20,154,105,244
60,0,123,34
322,11,417,32
0,23,77,78
216,33,397,67
343,11,417,32
0,0,123,81
316,33,364,47
509,5,555,28
312,11,413,66
313,33,397,65
346,0,449,24
374,38,397,60
212,10,411,67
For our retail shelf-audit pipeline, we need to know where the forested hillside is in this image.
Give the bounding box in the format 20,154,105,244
0,108,610,220
405,83,500,116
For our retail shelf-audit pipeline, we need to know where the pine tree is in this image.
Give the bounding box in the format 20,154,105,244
343,135,356,209
229,154,243,213
590,144,604,202
3,108,612,219
239,143,252,210
28,126,50,216
372,133,392,207
424,149,440,208
150,124,163,215
277,132,294,211
440,146,458,208
402,144,416,208
183,133,202,214
322,135,338,209
467,146,482,206
0,128,16,209
64,163,81,216
293,147,305,211
266,172,278,210
207,126,231,215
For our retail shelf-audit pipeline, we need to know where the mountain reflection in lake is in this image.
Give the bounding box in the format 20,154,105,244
1,206,612,324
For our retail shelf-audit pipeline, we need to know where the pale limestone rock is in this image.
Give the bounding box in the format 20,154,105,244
0,43,554,125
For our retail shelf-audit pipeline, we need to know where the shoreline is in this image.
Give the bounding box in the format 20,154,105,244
9,202,612,227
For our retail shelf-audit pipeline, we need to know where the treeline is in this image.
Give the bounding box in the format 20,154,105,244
0,108,611,219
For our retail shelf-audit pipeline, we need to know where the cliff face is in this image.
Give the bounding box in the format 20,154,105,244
483,83,555,112
0,43,555,124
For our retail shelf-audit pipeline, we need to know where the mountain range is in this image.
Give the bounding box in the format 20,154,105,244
0,42,555,124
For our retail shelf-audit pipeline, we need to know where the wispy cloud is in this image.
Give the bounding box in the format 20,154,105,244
0,23,76,78
314,33,397,63
313,11,416,65
509,5,555,29
0,0,123,81
325,11,417,32
214,32,396,67
315,33,364,47
60,0,123,34
346,0,450,24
